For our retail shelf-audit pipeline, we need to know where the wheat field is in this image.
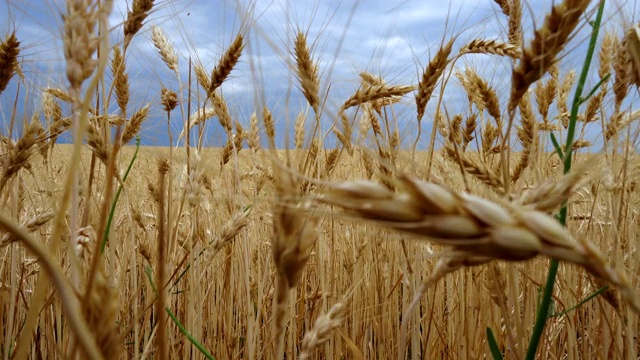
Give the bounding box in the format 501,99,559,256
1,0,640,359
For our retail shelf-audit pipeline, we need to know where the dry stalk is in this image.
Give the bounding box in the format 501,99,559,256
0,212,104,360
271,170,317,360
155,158,169,360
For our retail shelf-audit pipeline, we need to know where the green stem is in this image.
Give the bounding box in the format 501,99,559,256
525,2,605,359
486,327,504,360
548,286,609,318
166,307,216,360
101,136,141,253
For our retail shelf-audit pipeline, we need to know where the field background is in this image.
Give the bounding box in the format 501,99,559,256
1,144,637,359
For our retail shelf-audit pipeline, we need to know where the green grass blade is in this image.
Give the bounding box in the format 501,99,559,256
101,136,141,253
486,327,504,360
548,286,608,318
166,307,216,360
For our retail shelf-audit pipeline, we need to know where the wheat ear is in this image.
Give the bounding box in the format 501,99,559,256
0,31,20,95
509,0,591,113
317,175,640,313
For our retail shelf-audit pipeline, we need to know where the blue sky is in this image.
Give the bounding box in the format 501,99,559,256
1,0,638,148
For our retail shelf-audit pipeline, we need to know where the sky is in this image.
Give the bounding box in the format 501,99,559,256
1,0,638,148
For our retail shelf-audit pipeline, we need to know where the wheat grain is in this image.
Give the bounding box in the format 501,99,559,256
160,87,178,112
507,0,523,48
151,25,178,73
209,33,243,96
317,175,640,314
123,0,154,49
0,122,40,190
416,39,453,122
64,0,102,91
0,210,55,247
0,32,20,95
299,302,345,359
557,70,576,128
111,46,129,115
248,112,260,152
459,39,521,58
122,104,150,144
509,0,590,112
625,25,640,88
341,84,414,112
294,111,307,150
294,31,320,114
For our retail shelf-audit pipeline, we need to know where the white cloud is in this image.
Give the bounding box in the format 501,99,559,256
2,0,639,146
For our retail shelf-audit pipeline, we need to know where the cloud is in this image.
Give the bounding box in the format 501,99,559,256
1,0,638,148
